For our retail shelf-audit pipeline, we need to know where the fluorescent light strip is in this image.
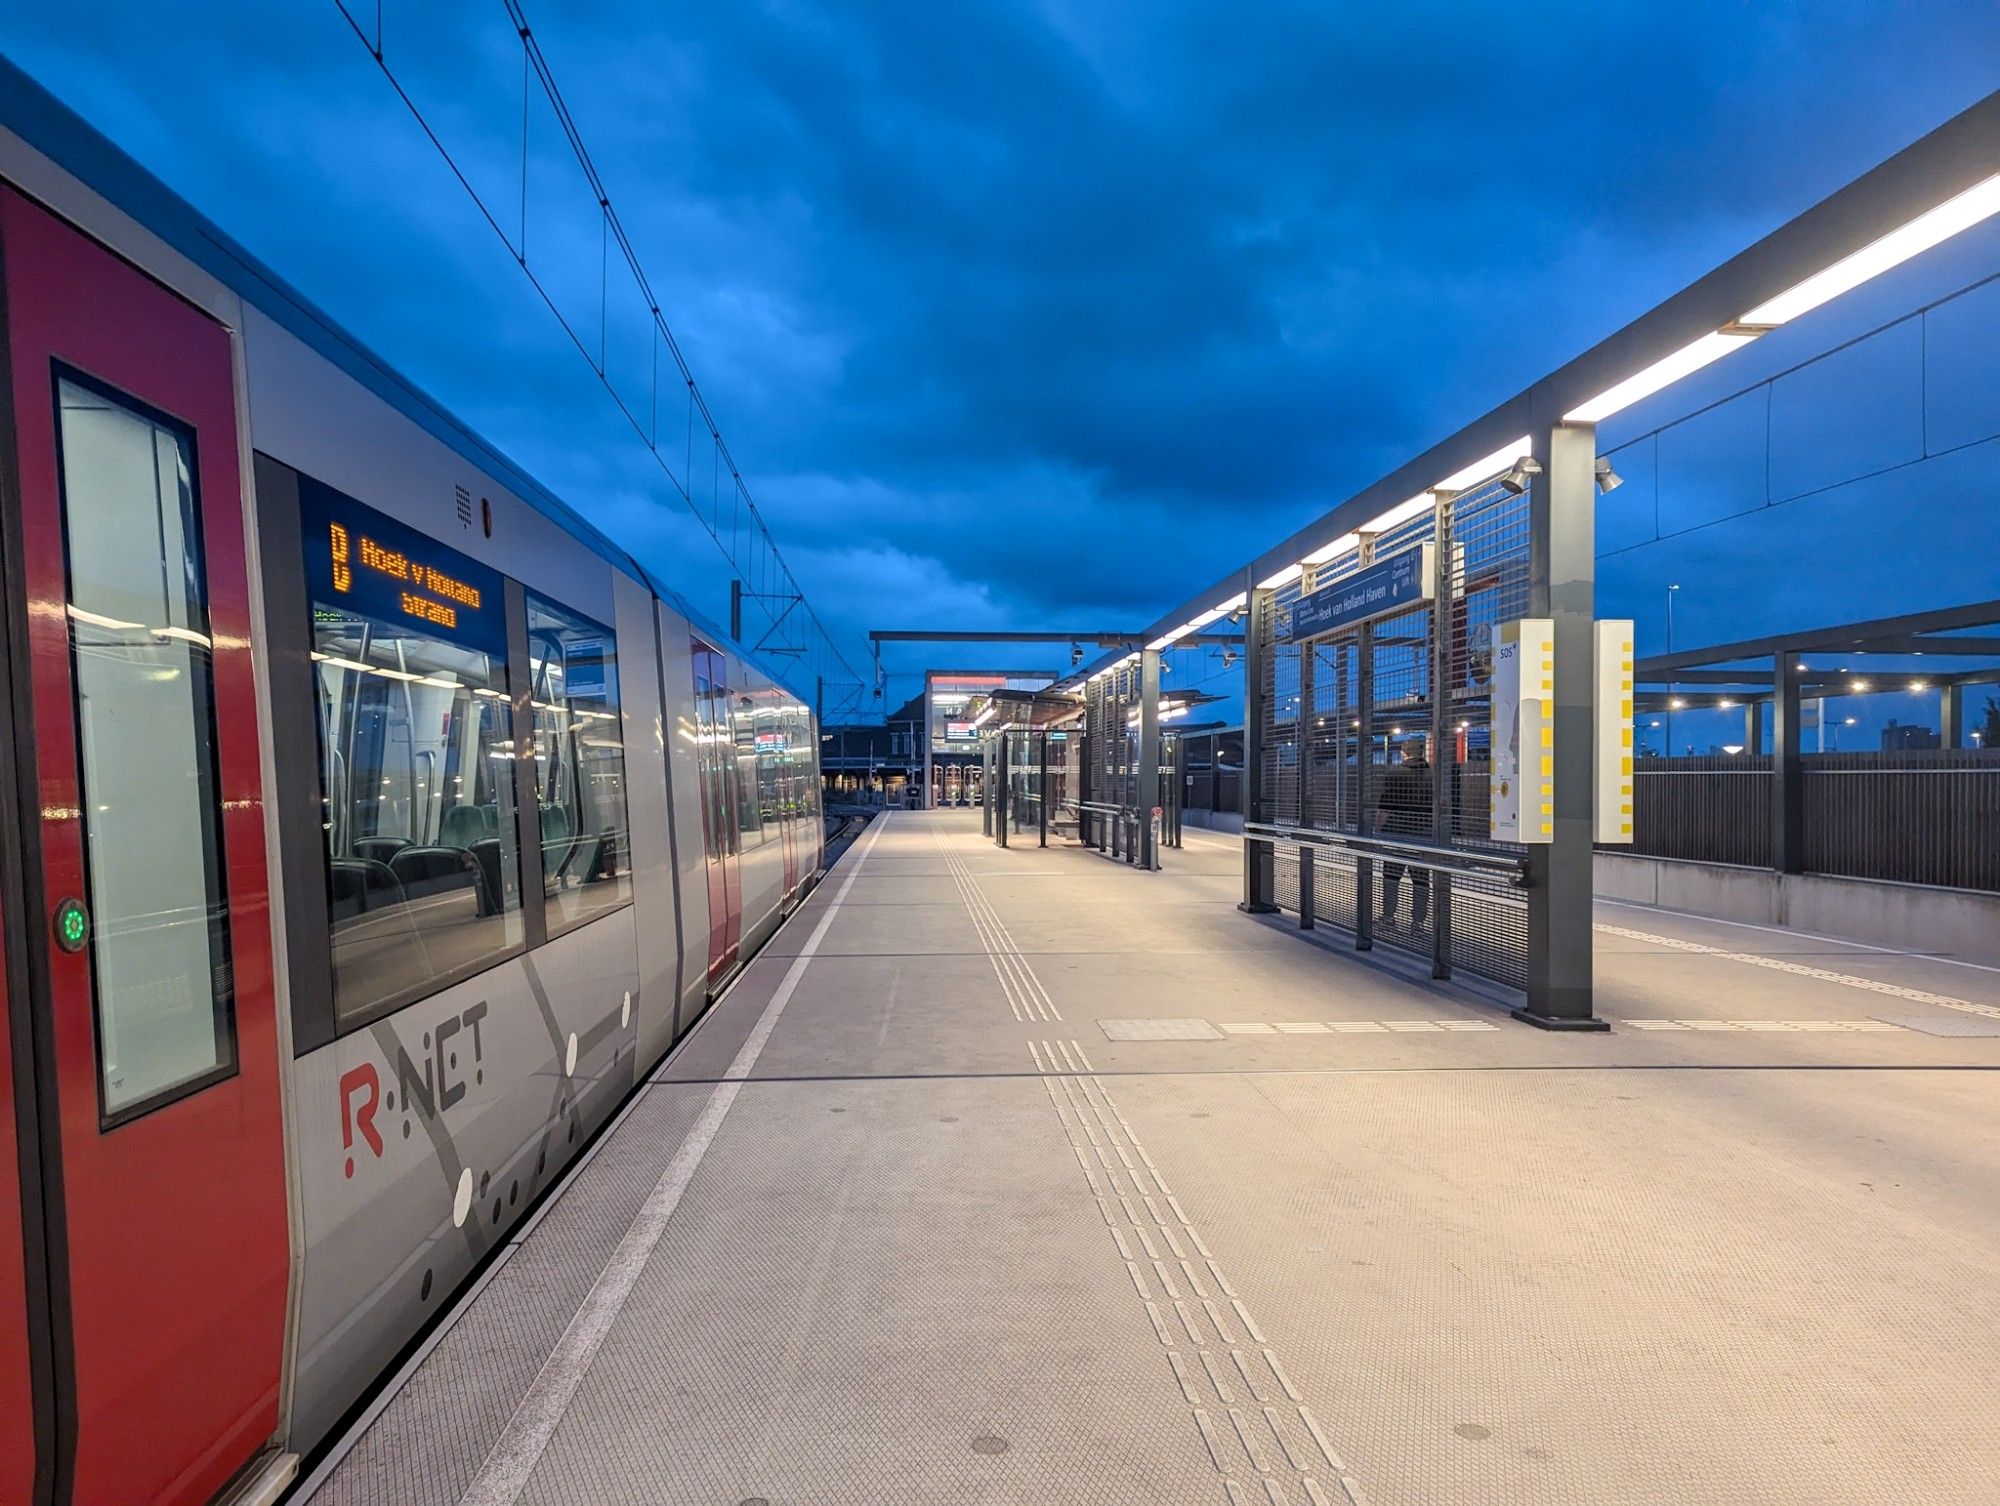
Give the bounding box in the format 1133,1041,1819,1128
1437,437,1529,493
1362,494,1434,534
1564,330,1756,424
1257,562,1303,591
1303,531,1360,565
1742,172,2000,326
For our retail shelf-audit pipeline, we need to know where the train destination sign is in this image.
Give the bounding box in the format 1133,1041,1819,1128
1283,543,1435,643
300,476,507,658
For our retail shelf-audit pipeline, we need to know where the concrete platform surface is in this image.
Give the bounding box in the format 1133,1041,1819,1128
300,812,2000,1506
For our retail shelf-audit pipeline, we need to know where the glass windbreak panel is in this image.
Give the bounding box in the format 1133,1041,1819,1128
527,595,632,932
55,375,235,1118
301,479,522,1024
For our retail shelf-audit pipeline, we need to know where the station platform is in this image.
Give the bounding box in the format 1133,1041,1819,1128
301,812,2000,1506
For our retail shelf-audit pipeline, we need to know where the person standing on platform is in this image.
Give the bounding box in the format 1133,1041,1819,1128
1376,738,1433,929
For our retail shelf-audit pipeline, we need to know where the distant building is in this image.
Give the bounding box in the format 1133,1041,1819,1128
821,692,923,804
1881,718,1941,751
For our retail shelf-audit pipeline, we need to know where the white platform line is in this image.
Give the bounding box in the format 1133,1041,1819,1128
1596,898,2000,976
457,818,886,1506
1598,922,2000,1021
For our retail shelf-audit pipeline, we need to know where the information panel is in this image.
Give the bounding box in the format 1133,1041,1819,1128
299,476,507,658
1284,543,1434,643
1490,617,1554,844
1595,619,1636,843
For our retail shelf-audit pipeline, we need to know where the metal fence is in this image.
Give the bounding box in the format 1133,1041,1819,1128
1082,663,1140,858
1617,749,1999,892
1250,477,1535,993
1627,756,1775,868
1803,751,1998,890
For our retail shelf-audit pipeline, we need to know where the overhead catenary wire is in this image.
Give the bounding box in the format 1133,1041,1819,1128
331,0,866,710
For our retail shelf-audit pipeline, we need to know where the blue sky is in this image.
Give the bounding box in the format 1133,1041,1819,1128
5,3,1998,723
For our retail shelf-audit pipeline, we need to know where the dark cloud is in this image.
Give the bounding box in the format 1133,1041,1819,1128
4,1,1997,712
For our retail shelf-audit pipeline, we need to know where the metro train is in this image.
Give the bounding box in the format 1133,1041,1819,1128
0,63,825,1506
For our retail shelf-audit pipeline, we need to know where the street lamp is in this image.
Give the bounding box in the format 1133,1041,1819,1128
1665,583,1681,755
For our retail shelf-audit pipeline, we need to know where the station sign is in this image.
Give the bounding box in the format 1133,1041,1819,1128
1283,543,1434,643
301,476,507,659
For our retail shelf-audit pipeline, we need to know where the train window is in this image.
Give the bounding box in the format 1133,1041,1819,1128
732,690,764,845
526,594,632,932
755,704,783,828
53,375,236,1119
300,480,523,1024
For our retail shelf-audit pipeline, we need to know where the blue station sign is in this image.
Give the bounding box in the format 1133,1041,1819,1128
300,476,508,659
1283,543,1435,643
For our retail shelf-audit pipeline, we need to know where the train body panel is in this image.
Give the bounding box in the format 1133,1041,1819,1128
0,61,828,1502
654,604,713,1039
286,909,640,1446
616,569,682,1065
240,305,621,622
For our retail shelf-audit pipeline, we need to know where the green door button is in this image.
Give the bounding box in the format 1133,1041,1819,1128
54,898,89,954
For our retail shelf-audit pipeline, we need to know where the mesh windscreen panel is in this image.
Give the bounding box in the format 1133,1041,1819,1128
1253,474,1534,994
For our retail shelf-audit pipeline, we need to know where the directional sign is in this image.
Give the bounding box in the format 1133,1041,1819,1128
1283,543,1434,643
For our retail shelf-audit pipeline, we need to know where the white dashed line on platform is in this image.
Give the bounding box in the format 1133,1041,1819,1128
1218,1020,1498,1035
1618,1018,1904,1032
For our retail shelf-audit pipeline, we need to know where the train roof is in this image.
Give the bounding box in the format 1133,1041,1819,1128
0,57,802,699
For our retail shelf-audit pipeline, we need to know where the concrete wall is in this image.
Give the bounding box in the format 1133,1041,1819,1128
1595,852,2000,967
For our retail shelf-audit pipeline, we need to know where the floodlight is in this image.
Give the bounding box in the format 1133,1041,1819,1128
1594,456,1624,493
1498,456,1543,495
1070,643,1084,666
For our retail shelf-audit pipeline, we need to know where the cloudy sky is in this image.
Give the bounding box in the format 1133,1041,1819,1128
5,3,1998,720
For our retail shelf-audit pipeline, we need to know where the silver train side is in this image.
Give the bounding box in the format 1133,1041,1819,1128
0,69,825,1464
257,311,825,1448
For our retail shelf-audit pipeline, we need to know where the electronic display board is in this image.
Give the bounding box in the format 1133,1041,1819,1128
299,476,507,658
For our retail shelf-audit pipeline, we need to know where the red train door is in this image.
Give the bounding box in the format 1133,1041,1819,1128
692,638,741,984
0,189,289,1504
